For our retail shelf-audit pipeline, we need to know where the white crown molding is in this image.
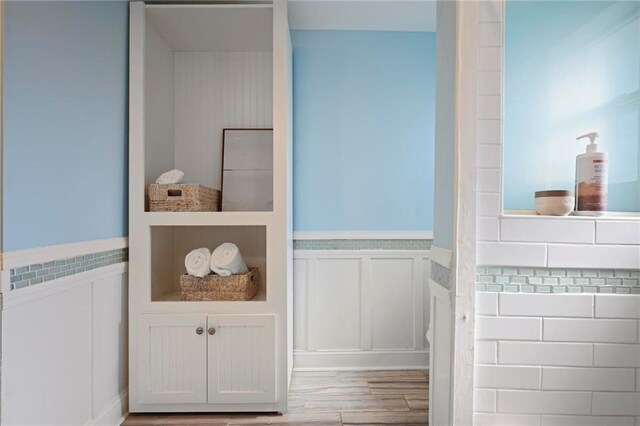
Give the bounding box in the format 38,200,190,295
293,231,433,240
429,245,453,269
2,237,128,270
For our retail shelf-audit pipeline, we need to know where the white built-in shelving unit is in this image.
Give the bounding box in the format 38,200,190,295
128,1,292,413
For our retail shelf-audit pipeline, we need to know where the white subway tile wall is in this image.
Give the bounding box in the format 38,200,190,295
475,0,640,273
474,292,640,423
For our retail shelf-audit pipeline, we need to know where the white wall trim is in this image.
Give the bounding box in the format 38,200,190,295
429,245,452,268
293,350,429,371
87,389,128,426
294,249,431,258
292,231,433,240
2,262,128,309
3,237,128,270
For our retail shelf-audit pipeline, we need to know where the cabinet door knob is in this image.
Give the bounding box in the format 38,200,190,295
208,327,216,335
196,327,204,335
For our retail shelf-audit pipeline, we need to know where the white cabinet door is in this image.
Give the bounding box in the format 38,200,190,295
138,315,208,404
207,314,276,404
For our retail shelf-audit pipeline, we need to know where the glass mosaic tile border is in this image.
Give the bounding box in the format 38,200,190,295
9,248,129,291
431,261,452,288
476,266,640,294
293,239,432,251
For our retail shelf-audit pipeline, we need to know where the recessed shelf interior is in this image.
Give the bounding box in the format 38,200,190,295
144,5,274,212
151,225,267,302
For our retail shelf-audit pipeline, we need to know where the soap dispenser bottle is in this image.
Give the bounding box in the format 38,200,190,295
574,132,608,215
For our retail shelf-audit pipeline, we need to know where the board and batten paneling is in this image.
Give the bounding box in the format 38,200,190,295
1,265,128,425
293,251,430,369
174,52,273,190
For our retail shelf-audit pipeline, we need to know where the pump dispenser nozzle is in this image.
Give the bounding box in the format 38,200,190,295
577,132,599,153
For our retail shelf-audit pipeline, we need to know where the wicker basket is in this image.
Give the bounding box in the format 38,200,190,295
149,184,220,212
179,268,259,301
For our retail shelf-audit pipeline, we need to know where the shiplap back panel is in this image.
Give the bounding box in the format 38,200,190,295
145,22,175,191
174,52,273,190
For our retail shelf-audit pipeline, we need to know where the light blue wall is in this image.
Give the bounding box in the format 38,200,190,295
291,30,436,232
4,1,129,251
432,1,456,250
505,1,640,212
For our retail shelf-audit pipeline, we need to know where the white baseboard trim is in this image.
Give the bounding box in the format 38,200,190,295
293,350,429,371
293,231,433,240
3,237,128,270
88,389,129,426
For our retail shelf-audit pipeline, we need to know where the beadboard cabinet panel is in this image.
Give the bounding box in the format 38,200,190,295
208,315,276,403
138,315,208,404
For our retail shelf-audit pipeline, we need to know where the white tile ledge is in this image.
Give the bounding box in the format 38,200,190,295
503,211,640,221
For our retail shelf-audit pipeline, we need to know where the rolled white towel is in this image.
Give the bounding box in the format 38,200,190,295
184,248,211,277
210,243,248,277
156,169,184,184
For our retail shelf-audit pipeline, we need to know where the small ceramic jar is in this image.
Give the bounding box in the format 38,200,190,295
535,190,575,216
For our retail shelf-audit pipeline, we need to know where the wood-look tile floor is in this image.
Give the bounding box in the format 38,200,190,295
124,370,429,426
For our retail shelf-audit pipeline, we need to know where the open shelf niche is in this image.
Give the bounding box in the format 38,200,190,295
143,5,274,212
151,225,267,302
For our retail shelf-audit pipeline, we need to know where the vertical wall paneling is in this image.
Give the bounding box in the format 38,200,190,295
1,267,128,425
91,273,128,420
293,251,430,369
360,257,373,351
292,258,308,351
173,52,273,190
371,258,415,350
315,258,362,351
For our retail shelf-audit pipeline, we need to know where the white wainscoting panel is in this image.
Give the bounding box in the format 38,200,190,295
371,258,416,350
1,263,128,425
316,258,362,351
293,250,430,370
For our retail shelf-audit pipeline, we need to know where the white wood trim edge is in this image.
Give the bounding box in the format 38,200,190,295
429,245,452,268
3,237,128,270
2,262,128,309
87,389,129,426
292,231,433,240
294,249,431,258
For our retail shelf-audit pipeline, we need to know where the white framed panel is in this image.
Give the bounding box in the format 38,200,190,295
315,258,362,351
370,258,415,350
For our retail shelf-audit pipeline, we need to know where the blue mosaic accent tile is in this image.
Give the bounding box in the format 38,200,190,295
431,261,452,289
476,266,640,294
293,239,432,251
9,248,128,291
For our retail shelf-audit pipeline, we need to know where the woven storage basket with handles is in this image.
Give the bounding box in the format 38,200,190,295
179,268,259,301
149,183,220,212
